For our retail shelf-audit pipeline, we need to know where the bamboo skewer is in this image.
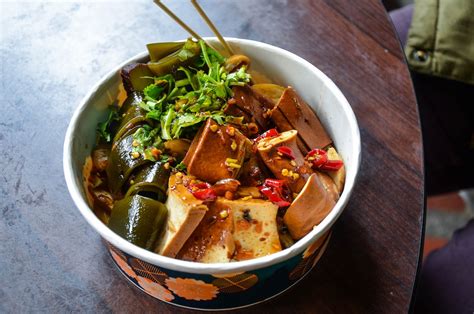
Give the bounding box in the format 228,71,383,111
153,0,233,56
153,0,203,40
190,0,234,55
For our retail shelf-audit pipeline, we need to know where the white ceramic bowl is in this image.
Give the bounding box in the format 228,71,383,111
63,37,360,310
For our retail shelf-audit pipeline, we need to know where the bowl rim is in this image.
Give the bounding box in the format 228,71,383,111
63,37,361,274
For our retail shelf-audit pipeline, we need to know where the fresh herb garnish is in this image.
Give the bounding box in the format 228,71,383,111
143,84,164,100
139,38,251,140
131,125,162,161
175,162,187,171
97,108,119,142
100,39,251,169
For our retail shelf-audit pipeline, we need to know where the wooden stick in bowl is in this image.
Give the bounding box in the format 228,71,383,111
190,0,234,55
153,0,203,40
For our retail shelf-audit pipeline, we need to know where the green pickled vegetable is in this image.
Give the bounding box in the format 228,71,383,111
147,39,201,76
119,91,144,114
147,42,184,62
121,63,155,94
125,162,170,202
114,93,151,143
106,133,151,196
108,194,167,250
125,182,166,202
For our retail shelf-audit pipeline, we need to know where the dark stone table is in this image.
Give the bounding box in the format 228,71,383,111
1,1,424,312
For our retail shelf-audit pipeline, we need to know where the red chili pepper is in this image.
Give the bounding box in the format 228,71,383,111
259,186,291,207
307,148,325,157
259,179,291,207
255,128,279,142
306,148,328,168
188,182,216,200
192,188,217,201
319,159,344,171
306,148,343,170
263,178,285,189
189,182,211,190
277,146,295,159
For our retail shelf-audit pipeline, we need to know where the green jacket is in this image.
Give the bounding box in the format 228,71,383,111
405,0,474,85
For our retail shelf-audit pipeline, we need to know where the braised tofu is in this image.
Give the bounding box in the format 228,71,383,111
324,147,346,194
154,173,207,257
317,171,340,202
283,173,336,240
269,108,309,153
229,85,273,130
177,199,235,263
270,87,332,153
257,130,313,193
221,198,281,260
223,98,253,124
177,197,281,263
182,119,250,183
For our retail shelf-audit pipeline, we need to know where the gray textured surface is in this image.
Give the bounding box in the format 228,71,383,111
0,1,423,313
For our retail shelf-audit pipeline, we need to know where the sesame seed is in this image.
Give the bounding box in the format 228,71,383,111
228,162,241,169
131,151,140,159
290,160,297,167
231,140,237,151
164,162,170,169
225,158,238,164
210,124,219,132
227,126,235,136
219,210,229,219
293,173,300,180
281,168,289,176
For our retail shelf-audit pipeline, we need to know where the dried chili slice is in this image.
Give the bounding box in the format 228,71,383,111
319,159,344,171
258,178,291,207
277,146,295,160
306,148,343,171
255,128,279,142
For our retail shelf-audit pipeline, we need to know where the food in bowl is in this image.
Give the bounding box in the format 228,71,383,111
65,36,360,309
84,38,346,263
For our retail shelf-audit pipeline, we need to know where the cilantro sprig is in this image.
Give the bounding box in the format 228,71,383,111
100,39,251,165
138,39,250,142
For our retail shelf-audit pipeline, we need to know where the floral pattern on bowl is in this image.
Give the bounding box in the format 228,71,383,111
108,231,331,310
